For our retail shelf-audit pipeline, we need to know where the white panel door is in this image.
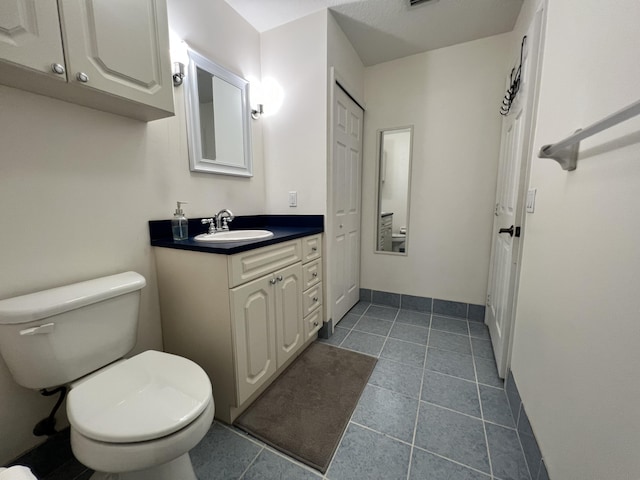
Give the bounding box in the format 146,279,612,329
331,83,363,324
58,0,173,111
486,8,544,378
0,0,65,77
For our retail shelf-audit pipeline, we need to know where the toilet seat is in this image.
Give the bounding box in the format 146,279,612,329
67,350,212,443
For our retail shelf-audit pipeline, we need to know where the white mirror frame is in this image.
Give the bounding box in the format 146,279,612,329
185,49,253,177
374,126,414,256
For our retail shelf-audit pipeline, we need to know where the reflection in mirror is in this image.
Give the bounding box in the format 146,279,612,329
185,50,252,176
376,127,413,255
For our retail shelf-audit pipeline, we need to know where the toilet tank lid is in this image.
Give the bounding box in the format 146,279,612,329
0,272,146,325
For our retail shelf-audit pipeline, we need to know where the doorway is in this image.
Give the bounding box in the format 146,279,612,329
328,81,364,326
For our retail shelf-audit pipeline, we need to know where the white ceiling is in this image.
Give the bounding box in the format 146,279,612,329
224,0,523,66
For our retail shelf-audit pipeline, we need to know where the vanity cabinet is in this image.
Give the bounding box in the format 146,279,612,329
0,0,174,121
301,235,323,340
231,262,303,405
154,234,324,423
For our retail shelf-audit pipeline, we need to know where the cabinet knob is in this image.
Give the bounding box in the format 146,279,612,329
312,272,318,278
76,72,89,83
313,297,318,302
313,321,319,327
276,275,283,282
269,278,277,285
311,247,317,252
51,63,65,75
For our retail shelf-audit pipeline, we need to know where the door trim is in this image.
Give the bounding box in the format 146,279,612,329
487,1,548,377
326,68,364,328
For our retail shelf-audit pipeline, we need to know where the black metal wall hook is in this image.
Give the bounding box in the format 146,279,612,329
500,36,527,116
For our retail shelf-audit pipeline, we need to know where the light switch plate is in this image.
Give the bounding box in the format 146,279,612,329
288,191,297,207
526,188,537,213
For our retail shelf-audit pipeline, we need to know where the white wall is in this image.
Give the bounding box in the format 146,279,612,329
327,11,365,103
510,1,640,478
261,11,328,214
0,0,263,464
361,33,511,305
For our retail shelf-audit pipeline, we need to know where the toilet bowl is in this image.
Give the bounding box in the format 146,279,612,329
68,350,214,480
0,272,214,480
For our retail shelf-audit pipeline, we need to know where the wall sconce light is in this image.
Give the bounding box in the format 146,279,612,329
173,62,185,87
251,104,264,120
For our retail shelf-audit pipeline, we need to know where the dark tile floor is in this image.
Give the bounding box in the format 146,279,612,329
38,301,531,480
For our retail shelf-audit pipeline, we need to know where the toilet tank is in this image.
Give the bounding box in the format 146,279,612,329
0,272,146,389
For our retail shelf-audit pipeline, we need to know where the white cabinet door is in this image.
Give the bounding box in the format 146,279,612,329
0,0,65,77
231,275,277,406
274,263,303,369
58,0,173,112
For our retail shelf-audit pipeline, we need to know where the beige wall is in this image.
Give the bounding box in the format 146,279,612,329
511,0,640,478
261,11,328,215
0,0,263,464
327,11,365,104
360,33,511,305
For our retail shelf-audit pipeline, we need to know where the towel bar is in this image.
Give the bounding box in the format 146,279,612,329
538,98,640,170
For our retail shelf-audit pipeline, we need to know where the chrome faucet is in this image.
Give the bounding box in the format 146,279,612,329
201,209,234,234
216,209,234,231
201,217,216,234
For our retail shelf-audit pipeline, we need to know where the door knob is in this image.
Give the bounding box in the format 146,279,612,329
498,225,521,237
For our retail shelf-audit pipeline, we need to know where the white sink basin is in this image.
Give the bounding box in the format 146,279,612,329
194,230,274,242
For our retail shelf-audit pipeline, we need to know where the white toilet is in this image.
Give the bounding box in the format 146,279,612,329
0,272,214,480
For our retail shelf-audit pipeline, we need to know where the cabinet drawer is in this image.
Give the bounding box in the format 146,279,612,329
228,240,302,288
304,309,323,340
302,259,322,290
303,282,323,316
302,235,322,263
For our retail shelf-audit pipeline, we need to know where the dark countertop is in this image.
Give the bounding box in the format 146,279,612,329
149,215,324,255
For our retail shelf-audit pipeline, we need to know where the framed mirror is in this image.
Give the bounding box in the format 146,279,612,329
185,49,253,176
375,127,413,255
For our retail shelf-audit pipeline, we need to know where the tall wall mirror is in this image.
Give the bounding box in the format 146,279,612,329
185,49,253,177
376,127,413,254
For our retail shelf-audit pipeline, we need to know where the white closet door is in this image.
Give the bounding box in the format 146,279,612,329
331,83,363,325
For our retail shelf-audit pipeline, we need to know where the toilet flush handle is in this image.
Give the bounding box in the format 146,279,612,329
20,323,55,336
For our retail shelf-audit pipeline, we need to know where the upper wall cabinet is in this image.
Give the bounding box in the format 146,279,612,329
0,0,174,121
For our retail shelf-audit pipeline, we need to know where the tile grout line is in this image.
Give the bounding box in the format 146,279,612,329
411,444,493,478
322,301,379,479
469,322,495,479
514,402,535,480
237,445,265,479
257,443,325,478
406,313,431,480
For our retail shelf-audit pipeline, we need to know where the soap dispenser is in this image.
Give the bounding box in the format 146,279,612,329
172,201,189,240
